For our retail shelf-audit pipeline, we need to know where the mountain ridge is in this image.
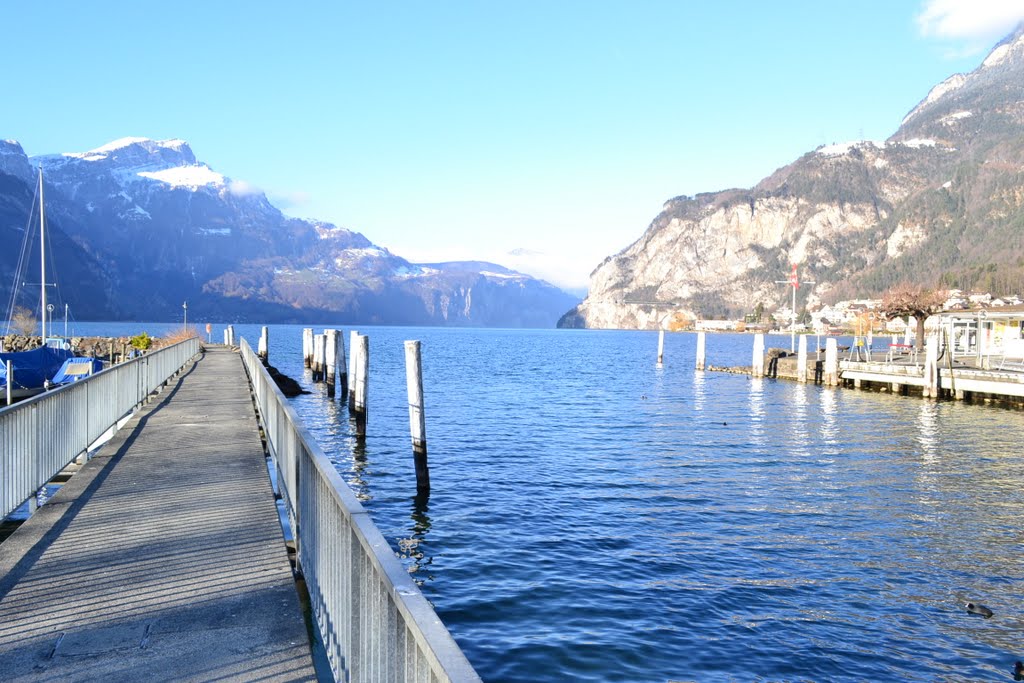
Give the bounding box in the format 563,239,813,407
560,25,1024,329
0,138,577,326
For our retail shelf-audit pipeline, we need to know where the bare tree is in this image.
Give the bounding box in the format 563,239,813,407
10,306,37,336
879,283,946,350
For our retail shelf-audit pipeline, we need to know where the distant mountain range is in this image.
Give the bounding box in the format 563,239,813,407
561,24,1024,329
0,137,577,326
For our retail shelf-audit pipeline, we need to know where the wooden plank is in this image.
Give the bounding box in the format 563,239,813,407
0,347,316,681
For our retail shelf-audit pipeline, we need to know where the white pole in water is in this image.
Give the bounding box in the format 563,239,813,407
405,340,429,495
354,334,369,438
258,326,269,363
302,328,314,368
337,329,348,398
752,333,765,378
797,334,808,383
5,361,12,406
657,329,665,367
348,330,360,409
825,338,839,386
696,331,706,371
324,329,338,396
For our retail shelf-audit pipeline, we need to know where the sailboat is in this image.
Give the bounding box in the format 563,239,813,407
0,167,75,400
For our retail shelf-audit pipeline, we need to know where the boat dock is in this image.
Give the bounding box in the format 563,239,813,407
0,339,481,682
0,346,317,681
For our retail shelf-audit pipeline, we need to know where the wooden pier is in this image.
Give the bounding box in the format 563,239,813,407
0,346,317,681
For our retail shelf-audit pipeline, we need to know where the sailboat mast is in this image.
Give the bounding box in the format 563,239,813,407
39,167,47,345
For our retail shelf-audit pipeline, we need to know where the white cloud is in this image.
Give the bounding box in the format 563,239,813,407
917,0,1024,48
267,189,312,210
228,179,262,197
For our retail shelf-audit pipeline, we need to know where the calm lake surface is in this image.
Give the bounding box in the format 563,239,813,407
77,324,1024,682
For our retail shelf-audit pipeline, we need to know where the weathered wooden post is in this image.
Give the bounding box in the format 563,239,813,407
923,333,939,398
258,326,269,364
302,328,314,368
223,329,229,345
695,331,706,371
324,329,338,397
657,329,665,367
353,334,369,438
405,340,429,495
337,329,348,398
227,325,235,346
5,360,11,406
824,338,839,386
348,330,359,409
752,333,765,378
312,333,325,382
797,334,808,383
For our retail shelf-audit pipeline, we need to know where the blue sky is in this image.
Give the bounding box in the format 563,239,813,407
3,1,1023,293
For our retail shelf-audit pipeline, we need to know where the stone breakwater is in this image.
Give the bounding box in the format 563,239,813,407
0,335,171,360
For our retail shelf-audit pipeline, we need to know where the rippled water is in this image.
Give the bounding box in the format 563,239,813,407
79,324,1024,681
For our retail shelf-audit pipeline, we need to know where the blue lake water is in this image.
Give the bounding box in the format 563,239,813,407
73,323,1024,682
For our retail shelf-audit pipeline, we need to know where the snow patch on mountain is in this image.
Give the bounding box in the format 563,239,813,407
902,74,967,125
138,165,225,189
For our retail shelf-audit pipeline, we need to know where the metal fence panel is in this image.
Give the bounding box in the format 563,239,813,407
0,338,200,519
238,339,480,683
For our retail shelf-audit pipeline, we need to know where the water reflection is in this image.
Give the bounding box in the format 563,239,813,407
789,384,811,457
748,377,765,446
916,401,939,461
396,494,435,586
692,369,706,413
819,387,838,447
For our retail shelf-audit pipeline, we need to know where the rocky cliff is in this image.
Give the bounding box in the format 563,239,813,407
562,25,1024,329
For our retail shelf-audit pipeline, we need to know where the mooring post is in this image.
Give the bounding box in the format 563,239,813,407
337,329,348,399
695,331,706,371
657,329,665,367
354,334,369,438
313,334,325,382
228,325,236,346
797,334,808,383
825,338,839,386
258,326,269,364
752,333,765,378
405,340,430,495
223,329,229,345
5,360,11,406
302,328,314,368
348,330,359,409
923,334,939,398
324,329,338,397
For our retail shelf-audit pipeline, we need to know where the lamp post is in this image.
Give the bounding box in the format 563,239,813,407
183,301,188,329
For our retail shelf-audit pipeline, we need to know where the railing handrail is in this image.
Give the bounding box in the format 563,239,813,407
239,338,481,683
0,337,201,519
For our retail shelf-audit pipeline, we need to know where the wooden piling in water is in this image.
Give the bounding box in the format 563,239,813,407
923,334,939,398
797,335,808,383
695,332,706,371
258,326,269,364
337,329,348,398
405,340,429,495
227,325,235,346
324,329,338,397
752,334,765,378
348,331,359,409
223,329,229,345
354,334,369,438
824,338,839,386
302,328,314,368
657,330,665,367
313,334,325,382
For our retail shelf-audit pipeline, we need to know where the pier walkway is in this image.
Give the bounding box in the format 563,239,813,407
0,346,317,682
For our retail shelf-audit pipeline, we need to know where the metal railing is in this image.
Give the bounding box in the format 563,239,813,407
239,339,481,683
0,338,201,519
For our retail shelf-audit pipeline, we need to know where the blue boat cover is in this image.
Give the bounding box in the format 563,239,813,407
51,357,104,385
0,346,75,392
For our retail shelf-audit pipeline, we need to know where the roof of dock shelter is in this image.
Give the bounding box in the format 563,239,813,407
939,304,1024,320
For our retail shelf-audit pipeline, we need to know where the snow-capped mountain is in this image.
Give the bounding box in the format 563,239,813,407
0,137,577,326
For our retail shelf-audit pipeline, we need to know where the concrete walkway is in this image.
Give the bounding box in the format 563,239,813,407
0,346,317,682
